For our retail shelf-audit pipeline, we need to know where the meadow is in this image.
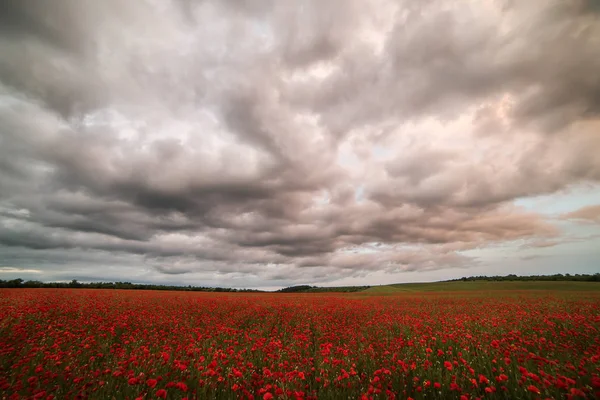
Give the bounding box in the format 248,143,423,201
362,281,600,294
1,284,600,399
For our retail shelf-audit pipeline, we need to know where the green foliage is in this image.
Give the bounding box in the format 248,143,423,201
277,285,315,292
277,285,371,293
449,273,600,282
1,273,598,293
0,279,263,292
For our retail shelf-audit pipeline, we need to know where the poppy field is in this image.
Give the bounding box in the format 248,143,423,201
1,289,600,400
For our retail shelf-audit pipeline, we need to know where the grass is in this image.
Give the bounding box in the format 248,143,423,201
362,280,600,294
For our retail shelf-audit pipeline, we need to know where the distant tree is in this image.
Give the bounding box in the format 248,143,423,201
277,285,314,293
448,273,600,283
23,280,43,288
69,279,82,288
7,278,23,288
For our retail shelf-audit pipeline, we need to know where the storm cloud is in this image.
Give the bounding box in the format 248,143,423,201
1,0,599,287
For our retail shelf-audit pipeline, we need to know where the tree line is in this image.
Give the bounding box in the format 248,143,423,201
448,273,600,282
276,285,371,293
0,278,263,292
1,273,598,292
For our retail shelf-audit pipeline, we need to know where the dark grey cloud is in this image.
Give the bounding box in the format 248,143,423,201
1,0,598,286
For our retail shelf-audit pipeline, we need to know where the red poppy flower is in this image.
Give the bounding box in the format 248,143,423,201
527,385,540,394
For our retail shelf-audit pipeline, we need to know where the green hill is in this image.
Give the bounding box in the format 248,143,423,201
363,280,600,294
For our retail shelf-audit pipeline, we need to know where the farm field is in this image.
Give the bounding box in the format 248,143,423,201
1,288,600,399
362,281,600,294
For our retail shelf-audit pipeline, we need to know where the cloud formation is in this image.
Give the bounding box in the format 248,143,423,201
563,205,600,224
1,0,599,286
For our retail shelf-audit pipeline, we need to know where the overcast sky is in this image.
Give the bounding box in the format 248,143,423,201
1,0,599,290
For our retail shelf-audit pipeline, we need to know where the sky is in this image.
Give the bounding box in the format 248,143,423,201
0,0,599,290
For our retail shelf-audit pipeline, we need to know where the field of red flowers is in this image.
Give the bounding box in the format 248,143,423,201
1,289,599,400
